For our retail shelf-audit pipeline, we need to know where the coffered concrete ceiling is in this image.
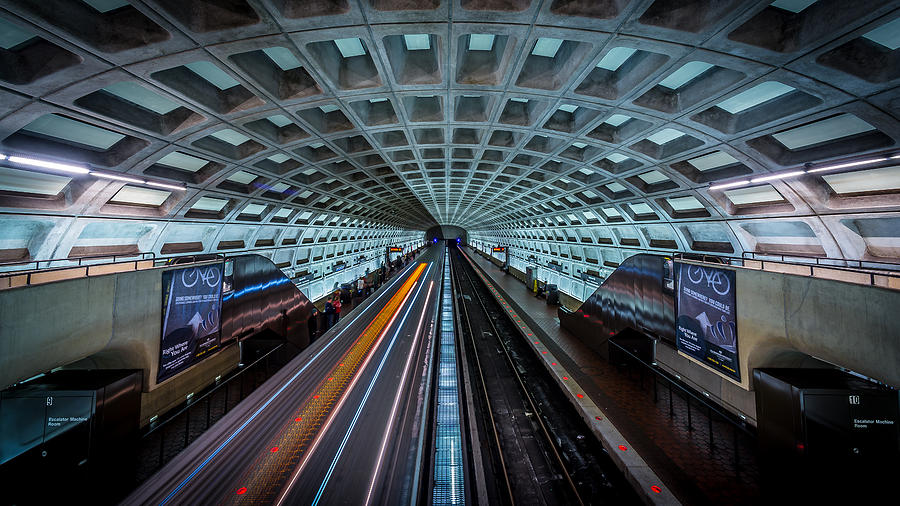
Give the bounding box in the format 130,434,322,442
0,0,898,274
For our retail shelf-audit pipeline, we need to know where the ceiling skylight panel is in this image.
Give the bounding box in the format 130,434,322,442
110,185,170,206
185,61,240,90
863,17,900,50
667,195,704,211
606,182,627,192
638,170,669,184
604,114,631,126
532,37,564,58
157,152,207,172
646,128,685,145
0,166,70,195
770,0,818,13
227,170,257,184
822,165,900,194
82,0,129,13
319,105,339,113
772,114,875,149
211,129,252,146
262,47,301,71
268,153,290,163
270,182,290,192
687,151,738,171
403,34,430,51
596,47,637,71
22,114,125,150
468,34,495,51
334,38,366,58
658,61,713,90
717,81,795,114
724,184,784,205
0,17,35,49
629,202,654,214
242,203,267,215
267,115,292,127
103,82,179,115
558,104,578,113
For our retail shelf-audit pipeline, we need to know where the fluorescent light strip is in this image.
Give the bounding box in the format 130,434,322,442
90,171,145,184
146,181,187,191
7,155,90,175
709,180,750,191
749,170,805,183
807,157,889,174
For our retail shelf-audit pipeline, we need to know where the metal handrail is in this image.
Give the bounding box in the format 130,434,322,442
609,339,754,437
0,252,226,289
142,342,285,438
495,245,900,290
0,250,157,272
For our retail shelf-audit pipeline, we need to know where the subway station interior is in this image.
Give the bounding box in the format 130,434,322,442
0,0,899,504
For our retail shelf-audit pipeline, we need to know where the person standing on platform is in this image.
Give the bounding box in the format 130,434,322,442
323,298,334,330
333,295,342,324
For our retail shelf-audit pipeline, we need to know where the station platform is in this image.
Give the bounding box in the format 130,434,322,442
464,248,761,506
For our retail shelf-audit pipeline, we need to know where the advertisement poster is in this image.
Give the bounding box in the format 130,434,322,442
158,263,224,382
675,262,740,381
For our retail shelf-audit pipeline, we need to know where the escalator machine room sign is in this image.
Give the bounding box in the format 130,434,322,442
158,263,224,382
675,263,740,381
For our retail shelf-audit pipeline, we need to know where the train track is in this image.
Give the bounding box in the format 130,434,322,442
450,246,638,506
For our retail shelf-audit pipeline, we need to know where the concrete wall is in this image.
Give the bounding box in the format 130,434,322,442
655,262,900,424
0,261,240,424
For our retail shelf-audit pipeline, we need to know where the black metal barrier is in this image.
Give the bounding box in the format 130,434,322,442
607,338,757,479
136,341,295,483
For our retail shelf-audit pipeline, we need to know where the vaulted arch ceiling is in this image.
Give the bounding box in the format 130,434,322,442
0,0,898,266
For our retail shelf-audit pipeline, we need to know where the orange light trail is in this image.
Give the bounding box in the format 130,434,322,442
228,263,428,503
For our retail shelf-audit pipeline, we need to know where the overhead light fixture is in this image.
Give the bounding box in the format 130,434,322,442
0,154,6,160
7,155,90,175
146,181,187,191
90,171,146,184
749,170,806,183
709,180,750,191
807,157,889,173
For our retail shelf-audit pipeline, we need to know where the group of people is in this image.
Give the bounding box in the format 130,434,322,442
322,292,342,331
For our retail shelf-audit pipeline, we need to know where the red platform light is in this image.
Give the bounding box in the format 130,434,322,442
576,394,584,398
583,314,589,318
618,445,627,451
542,351,548,354
651,486,661,494
562,376,569,380
295,417,302,422
313,395,319,399
595,415,602,421
271,446,279,452
237,487,247,495
551,362,557,366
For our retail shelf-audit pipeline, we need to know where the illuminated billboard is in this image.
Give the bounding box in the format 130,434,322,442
158,263,224,382
675,263,740,381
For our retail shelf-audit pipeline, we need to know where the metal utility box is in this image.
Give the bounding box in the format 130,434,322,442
526,267,536,291
0,369,142,504
753,368,899,502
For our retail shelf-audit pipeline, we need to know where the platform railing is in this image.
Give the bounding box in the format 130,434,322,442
0,253,225,290
136,341,290,483
608,339,757,479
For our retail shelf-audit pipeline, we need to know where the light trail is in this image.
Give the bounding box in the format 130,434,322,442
309,263,434,506
237,262,429,503
364,279,436,505
271,262,429,505
158,260,421,506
